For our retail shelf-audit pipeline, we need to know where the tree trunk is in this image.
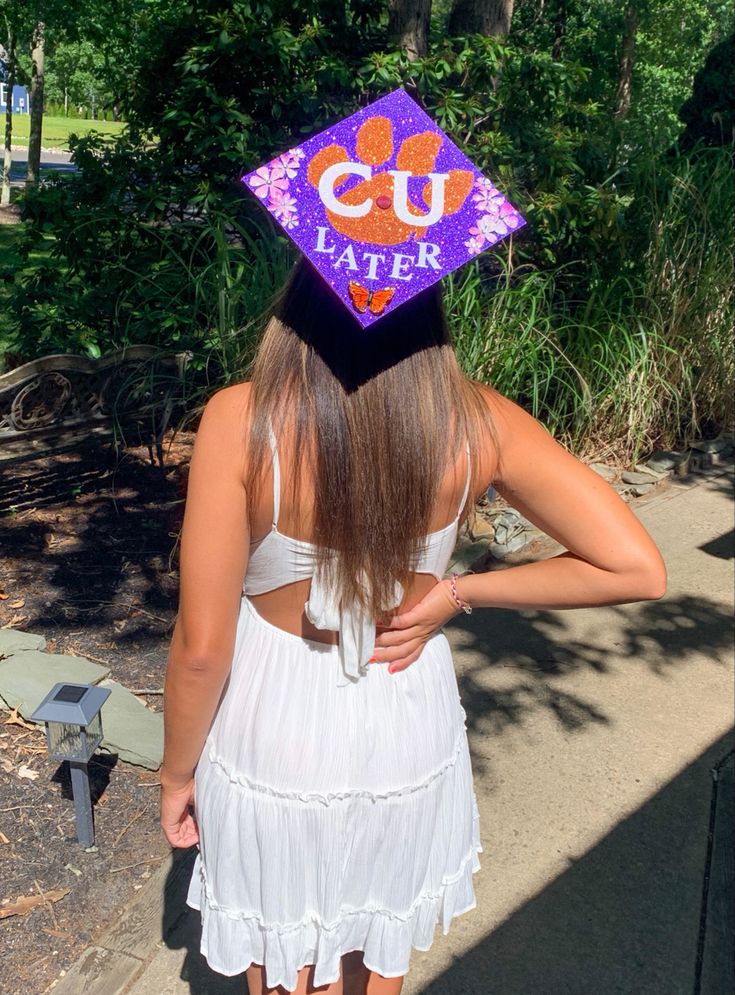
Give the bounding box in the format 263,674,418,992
388,0,431,61
448,0,514,37
26,20,45,187
551,0,566,60
613,4,638,123
1,28,16,208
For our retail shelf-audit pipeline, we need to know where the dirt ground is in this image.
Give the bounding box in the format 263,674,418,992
0,430,194,995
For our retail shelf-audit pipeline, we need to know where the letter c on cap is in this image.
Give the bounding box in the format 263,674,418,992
318,162,373,218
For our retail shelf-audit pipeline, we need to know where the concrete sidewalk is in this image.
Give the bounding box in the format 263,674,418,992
48,469,734,995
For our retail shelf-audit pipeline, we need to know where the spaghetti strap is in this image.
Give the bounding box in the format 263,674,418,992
455,442,472,518
267,423,281,528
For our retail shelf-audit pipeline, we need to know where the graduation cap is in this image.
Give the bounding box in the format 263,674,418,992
241,87,526,329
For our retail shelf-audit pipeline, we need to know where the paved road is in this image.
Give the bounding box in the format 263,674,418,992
53,468,735,995
6,148,76,186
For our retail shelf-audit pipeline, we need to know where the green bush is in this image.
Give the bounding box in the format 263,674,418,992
8,131,292,380
447,143,734,457
5,1,733,458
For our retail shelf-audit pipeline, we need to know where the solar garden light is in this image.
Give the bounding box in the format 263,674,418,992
31,682,112,848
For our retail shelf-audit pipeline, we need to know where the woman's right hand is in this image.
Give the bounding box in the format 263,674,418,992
372,580,460,673
160,775,199,849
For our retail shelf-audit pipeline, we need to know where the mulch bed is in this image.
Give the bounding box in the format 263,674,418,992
0,430,194,994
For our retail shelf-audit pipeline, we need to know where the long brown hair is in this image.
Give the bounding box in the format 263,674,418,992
245,258,495,617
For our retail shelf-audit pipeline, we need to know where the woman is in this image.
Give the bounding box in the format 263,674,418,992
160,258,666,995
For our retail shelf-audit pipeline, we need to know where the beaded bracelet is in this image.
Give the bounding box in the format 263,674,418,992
449,572,472,615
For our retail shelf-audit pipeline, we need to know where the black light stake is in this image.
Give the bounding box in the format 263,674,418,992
31,682,112,847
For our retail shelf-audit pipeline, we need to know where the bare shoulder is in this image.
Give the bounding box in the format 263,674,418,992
198,381,253,438
476,384,548,438
201,380,253,422
468,383,545,485
471,384,621,519
474,384,561,477
192,381,253,479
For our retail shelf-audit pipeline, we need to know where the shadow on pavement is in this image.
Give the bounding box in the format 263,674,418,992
418,733,734,995
160,848,246,993
450,593,733,777
699,528,734,560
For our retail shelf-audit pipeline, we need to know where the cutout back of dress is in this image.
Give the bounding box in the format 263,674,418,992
243,428,470,685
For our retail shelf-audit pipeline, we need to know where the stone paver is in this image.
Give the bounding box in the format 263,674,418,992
96,678,163,770
0,650,109,715
0,628,47,656
622,468,660,484
448,535,492,572
0,639,162,770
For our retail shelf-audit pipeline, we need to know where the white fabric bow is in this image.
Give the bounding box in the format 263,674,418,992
306,567,403,686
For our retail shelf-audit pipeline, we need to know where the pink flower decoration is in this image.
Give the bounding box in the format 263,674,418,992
500,204,522,229
277,152,302,179
477,206,523,239
477,214,508,238
465,229,485,255
279,148,305,170
248,165,288,201
472,189,504,213
270,191,298,219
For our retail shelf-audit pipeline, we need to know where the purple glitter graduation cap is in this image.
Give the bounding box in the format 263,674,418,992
241,88,526,328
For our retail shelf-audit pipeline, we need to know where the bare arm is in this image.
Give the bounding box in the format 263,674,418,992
374,392,666,669
161,385,250,795
456,391,666,609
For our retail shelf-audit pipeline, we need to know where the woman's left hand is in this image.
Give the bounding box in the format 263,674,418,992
372,580,460,673
160,776,199,848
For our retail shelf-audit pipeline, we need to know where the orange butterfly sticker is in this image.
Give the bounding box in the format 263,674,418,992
348,282,396,316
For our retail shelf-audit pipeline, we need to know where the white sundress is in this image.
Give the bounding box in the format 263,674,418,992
185,437,482,991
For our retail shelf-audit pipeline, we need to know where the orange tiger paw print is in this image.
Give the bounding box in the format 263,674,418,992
306,115,474,246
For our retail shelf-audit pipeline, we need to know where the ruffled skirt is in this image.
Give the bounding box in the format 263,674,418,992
186,595,482,991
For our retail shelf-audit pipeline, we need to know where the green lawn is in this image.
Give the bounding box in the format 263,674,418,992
10,114,128,150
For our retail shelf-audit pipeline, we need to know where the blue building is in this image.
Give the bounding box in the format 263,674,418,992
0,83,29,114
